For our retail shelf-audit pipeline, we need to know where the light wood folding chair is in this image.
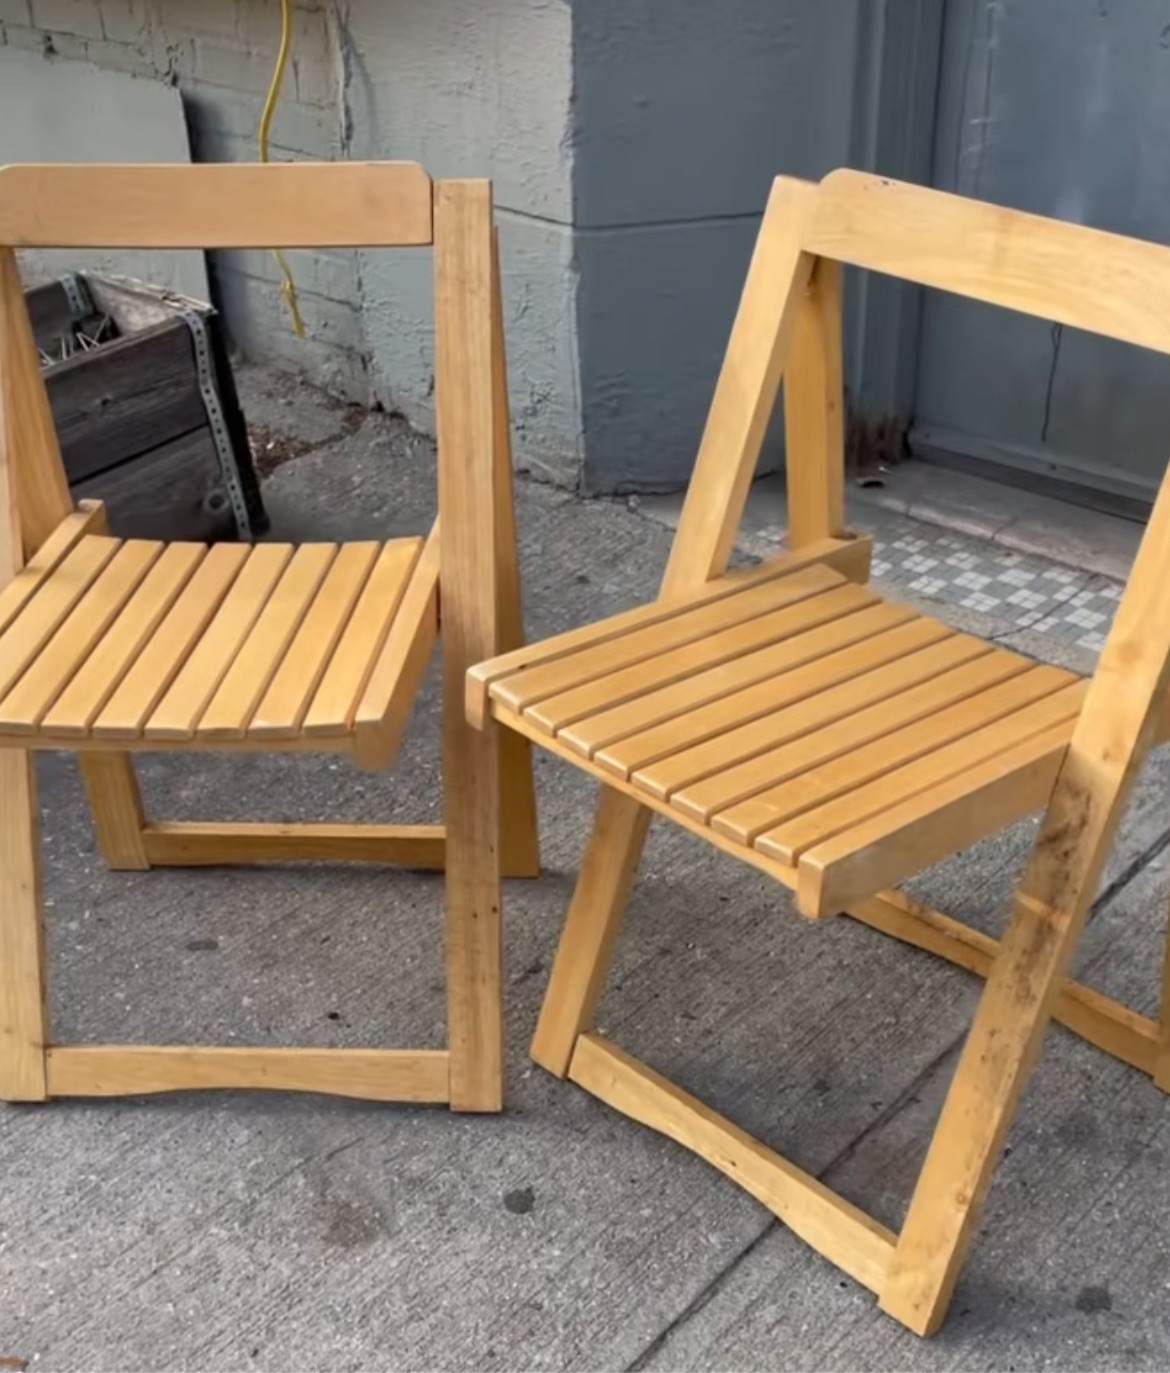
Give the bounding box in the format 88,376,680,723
467,170,1170,1333
0,161,538,1112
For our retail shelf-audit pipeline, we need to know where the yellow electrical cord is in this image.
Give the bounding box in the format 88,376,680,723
259,0,306,338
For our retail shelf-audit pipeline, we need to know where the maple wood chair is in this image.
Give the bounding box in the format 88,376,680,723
468,170,1170,1333
0,161,538,1112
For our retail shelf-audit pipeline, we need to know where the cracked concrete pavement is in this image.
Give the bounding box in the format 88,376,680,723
2,367,1169,1372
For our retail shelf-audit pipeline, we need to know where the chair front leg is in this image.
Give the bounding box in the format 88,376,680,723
0,751,49,1101
879,884,1096,1335
531,787,652,1078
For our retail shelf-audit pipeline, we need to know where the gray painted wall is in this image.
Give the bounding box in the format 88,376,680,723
0,0,583,485
340,0,581,486
230,0,582,487
0,0,366,391
915,0,1170,509
569,0,866,493
0,0,941,494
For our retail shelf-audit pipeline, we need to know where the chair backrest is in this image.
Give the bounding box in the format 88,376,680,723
0,162,435,249
670,168,1170,912
668,169,1170,594
0,161,506,681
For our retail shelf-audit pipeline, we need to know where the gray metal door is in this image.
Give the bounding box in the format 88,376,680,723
913,0,1170,514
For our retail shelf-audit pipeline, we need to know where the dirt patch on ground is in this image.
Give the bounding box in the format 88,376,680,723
248,405,366,477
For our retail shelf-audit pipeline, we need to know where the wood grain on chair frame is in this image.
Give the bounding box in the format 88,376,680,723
470,169,1170,1334
0,162,538,1114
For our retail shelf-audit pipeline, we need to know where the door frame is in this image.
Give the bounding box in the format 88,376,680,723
843,0,946,463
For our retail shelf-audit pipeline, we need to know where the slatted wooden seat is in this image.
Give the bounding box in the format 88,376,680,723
0,530,432,750
471,551,1095,918
0,162,537,1110
469,170,1170,1334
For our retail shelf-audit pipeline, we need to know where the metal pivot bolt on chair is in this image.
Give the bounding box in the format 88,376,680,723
0,162,538,1112
468,170,1170,1333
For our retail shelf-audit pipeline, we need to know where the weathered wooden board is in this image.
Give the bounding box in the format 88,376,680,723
29,275,266,542
47,318,206,484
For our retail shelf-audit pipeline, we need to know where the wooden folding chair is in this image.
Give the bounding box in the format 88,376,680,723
0,161,538,1112
468,170,1170,1333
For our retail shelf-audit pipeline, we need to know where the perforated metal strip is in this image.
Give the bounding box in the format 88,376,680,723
180,309,253,539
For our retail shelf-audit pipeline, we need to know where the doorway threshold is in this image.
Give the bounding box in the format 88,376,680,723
846,459,1140,583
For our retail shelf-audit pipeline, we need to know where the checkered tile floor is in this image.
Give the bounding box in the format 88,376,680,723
867,516,1124,653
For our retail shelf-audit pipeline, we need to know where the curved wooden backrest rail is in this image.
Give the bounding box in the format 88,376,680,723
805,169,1170,355
0,161,434,248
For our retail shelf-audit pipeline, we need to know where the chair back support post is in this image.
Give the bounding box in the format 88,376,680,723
783,255,846,548
0,220,64,1102
0,257,21,583
490,227,541,877
662,177,817,596
433,179,506,1110
0,247,72,562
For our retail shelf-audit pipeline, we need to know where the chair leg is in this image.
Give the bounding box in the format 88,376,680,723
499,729,540,879
78,753,150,871
490,228,540,883
879,883,1095,1335
444,669,505,1112
0,752,49,1101
530,789,652,1077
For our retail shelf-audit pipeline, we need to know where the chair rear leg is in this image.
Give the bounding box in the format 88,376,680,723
531,789,652,1077
490,227,540,882
0,752,49,1101
499,730,539,879
879,883,1097,1335
444,703,504,1111
79,753,150,871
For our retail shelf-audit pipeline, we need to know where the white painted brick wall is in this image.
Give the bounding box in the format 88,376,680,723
0,0,369,397
0,0,585,480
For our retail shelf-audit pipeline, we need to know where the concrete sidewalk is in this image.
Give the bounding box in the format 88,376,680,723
3,370,1168,1372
